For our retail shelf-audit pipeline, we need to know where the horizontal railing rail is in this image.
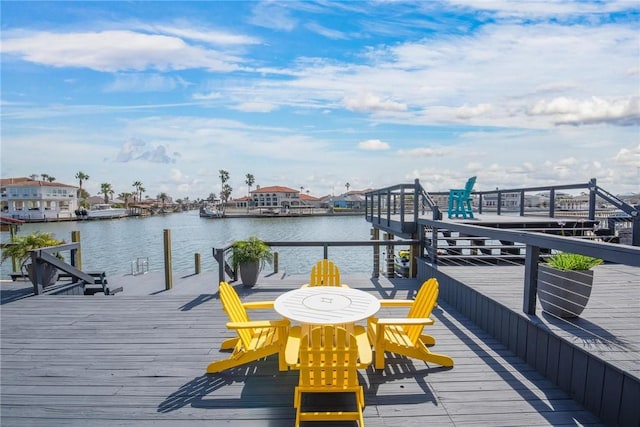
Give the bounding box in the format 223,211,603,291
366,177,639,245
213,239,419,284
417,217,640,315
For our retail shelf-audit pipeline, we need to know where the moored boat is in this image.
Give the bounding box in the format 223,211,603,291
394,249,411,277
77,204,128,220
199,203,223,218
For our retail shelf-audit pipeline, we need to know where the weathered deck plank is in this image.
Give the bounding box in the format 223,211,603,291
1,274,606,425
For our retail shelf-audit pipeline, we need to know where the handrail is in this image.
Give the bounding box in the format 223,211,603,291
416,217,640,315
213,239,419,284
366,177,639,245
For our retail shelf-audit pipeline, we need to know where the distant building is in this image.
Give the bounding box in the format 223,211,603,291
329,192,365,209
250,185,306,209
0,177,79,220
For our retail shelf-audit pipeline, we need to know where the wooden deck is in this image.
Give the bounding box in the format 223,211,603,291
436,264,640,379
0,272,607,426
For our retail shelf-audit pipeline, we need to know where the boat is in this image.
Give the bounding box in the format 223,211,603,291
394,249,411,277
199,203,223,218
76,204,128,220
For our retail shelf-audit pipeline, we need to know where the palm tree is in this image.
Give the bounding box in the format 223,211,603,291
100,183,114,204
118,192,133,208
158,192,168,213
75,171,89,199
220,184,233,208
46,176,55,182
245,173,255,211
345,182,351,194
245,173,255,196
41,173,49,182
132,181,143,203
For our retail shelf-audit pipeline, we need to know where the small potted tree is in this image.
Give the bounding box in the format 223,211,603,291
1,231,65,287
537,252,603,318
228,236,273,287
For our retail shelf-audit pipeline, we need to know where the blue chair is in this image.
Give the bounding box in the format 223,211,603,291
447,176,476,219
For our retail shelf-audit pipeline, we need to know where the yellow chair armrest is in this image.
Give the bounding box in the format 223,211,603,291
379,300,414,307
376,317,434,326
285,326,302,365
226,319,289,329
242,301,275,309
353,325,372,366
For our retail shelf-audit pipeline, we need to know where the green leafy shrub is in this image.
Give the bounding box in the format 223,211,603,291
544,252,603,271
1,231,65,274
228,236,273,269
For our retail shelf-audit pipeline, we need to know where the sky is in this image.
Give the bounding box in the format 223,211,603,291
1,0,639,201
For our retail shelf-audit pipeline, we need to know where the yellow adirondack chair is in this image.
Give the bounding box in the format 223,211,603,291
288,325,366,426
367,278,454,370
206,281,290,374
306,259,346,287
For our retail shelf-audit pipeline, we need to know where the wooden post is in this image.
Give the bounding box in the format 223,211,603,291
273,252,279,273
163,229,173,290
71,230,81,270
194,253,201,274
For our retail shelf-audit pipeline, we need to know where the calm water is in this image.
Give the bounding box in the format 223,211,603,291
1,212,379,277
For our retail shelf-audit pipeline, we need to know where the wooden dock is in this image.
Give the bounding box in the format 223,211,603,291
0,272,611,426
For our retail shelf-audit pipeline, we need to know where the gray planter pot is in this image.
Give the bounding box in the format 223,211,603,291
537,264,594,318
27,263,59,288
239,262,261,287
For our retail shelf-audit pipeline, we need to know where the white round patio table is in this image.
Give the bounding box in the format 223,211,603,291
274,286,380,325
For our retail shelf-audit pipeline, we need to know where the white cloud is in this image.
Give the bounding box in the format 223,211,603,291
233,101,278,113
529,96,640,126
358,139,390,151
1,30,242,72
456,103,492,119
105,73,190,92
343,93,407,113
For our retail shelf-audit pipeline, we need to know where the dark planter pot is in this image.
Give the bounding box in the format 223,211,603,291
537,264,594,318
239,262,261,287
27,263,59,288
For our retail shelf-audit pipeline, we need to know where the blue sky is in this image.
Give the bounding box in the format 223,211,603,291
2,0,639,200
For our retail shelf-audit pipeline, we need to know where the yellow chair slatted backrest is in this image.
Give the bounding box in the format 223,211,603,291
368,278,454,370
309,259,341,286
294,325,364,426
219,280,254,349
404,277,439,344
206,282,289,374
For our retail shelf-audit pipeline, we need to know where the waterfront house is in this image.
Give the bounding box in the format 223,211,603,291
250,185,307,210
0,177,78,221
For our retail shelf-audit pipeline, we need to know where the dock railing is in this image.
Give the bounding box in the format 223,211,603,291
416,217,640,315
213,239,419,285
364,178,441,237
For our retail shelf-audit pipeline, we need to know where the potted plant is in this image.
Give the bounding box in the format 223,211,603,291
1,231,65,287
537,252,603,318
228,236,273,287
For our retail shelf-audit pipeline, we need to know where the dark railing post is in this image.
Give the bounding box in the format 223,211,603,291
414,179,420,221
588,178,597,220
520,191,525,216
549,189,556,217
497,192,502,215
323,244,328,259
478,193,484,214
214,248,225,284
523,244,540,315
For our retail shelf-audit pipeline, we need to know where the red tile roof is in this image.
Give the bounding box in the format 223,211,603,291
251,186,299,194
0,177,77,188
